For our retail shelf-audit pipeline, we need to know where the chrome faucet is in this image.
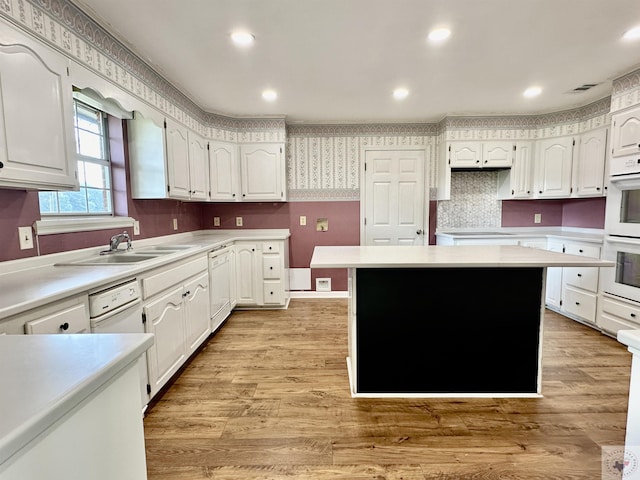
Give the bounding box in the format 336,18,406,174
101,231,132,254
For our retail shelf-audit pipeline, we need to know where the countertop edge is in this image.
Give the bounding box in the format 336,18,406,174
0,333,154,467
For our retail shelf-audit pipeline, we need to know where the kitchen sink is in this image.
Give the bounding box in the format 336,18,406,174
56,253,162,266
133,244,196,252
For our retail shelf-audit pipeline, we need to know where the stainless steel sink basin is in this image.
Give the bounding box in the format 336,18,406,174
56,253,161,266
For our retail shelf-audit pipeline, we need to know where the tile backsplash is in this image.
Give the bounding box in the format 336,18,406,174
437,171,501,229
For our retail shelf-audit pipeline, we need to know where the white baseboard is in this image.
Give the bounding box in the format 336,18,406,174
289,290,348,299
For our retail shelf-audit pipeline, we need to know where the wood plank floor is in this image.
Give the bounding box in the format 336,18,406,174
143,298,632,479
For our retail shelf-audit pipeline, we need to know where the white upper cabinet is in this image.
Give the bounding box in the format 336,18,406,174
497,141,534,199
128,114,208,200
572,127,607,197
448,141,513,169
165,119,191,200
0,24,77,190
611,107,640,158
209,140,239,201
239,143,287,201
186,130,208,200
533,136,575,198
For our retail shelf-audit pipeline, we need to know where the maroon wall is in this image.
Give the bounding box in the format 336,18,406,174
202,201,360,291
501,197,605,228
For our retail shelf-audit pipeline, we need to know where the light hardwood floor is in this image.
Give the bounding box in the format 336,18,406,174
143,298,632,479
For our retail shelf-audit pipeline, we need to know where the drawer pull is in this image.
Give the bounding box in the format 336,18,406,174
577,273,582,277
631,313,637,318
575,302,580,306
579,249,583,253
270,266,273,270
60,322,69,331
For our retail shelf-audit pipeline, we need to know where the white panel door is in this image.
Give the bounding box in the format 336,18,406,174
364,149,425,245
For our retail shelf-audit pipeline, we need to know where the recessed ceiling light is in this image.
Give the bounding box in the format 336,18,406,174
231,31,255,47
523,86,542,98
262,89,277,102
393,88,409,100
623,26,640,40
428,28,451,43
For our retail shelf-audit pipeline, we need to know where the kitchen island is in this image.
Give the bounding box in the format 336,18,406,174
310,245,614,397
0,333,154,480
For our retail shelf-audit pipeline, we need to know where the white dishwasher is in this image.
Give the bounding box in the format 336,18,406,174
89,279,150,412
209,245,232,332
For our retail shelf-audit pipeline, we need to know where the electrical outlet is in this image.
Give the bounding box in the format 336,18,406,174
236,216,243,227
133,220,140,235
172,218,178,230
213,217,220,227
534,213,542,224
300,215,306,226
18,226,34,250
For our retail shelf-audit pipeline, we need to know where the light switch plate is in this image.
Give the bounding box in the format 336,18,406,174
133,220,140,235
300,215,306,226
213,217,220,227
18,226,34,250
236,217,243,227
534,213,541,224
172,218,178,230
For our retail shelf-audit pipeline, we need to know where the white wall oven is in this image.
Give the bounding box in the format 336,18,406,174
605,173,640,238
601,236,640,304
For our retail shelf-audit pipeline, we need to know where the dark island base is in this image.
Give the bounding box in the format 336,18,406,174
356,267,544,394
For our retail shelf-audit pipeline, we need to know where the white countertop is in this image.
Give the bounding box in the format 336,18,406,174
310,245,615,269
0,333,154,467
0,229,290,320
618,330,640,355
435,227,604,244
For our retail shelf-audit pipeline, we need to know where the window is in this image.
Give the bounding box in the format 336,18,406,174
39,100,113,215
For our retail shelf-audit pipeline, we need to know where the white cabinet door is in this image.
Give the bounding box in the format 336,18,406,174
482,142,513,168
144,286,186,397
511,141,534,197
0,25,77,190
611,107,640,158
127,111,169,199
235,242,261,305
534,137,574,198
187,131,208,200
209,140,239,201
22,295,90,334
184,271,211,354
448,142,481,168
229,247,238,309
545,241,564,309
573,127,607,197
165,118,191,199
239,143,286,201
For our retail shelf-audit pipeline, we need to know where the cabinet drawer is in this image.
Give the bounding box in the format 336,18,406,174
563,266,599,292
601,296,640,324
599,312,640,336
564,243,600,258
263,280,285,305
142,255,208,299
262,255,282,279
562,286,597,323
262,242,280,254
25,302,90,334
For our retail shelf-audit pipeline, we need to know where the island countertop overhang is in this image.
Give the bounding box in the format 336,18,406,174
310,245,615,269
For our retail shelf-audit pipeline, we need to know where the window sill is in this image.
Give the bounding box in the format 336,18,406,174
34,217,136,236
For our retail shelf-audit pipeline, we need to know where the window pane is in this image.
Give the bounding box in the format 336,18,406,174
83,162,110,189
76,103,102,134
57,189,88,214
87,187,112,213
38,192,58,214
77,129,104,159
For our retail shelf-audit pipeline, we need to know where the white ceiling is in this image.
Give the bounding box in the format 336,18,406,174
72,0,640,124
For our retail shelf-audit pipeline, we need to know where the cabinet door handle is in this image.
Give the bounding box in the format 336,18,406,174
575,302,580,306
577,273,582,277
270,266,273,270
0,161,4,169
416,229,423,235
60,322,69,331
631,313,637,318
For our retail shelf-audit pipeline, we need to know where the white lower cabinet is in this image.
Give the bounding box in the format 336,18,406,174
598,295,640,336
2,294,90,335
235,239,289,308
141,255,210,398
545,240,601,326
